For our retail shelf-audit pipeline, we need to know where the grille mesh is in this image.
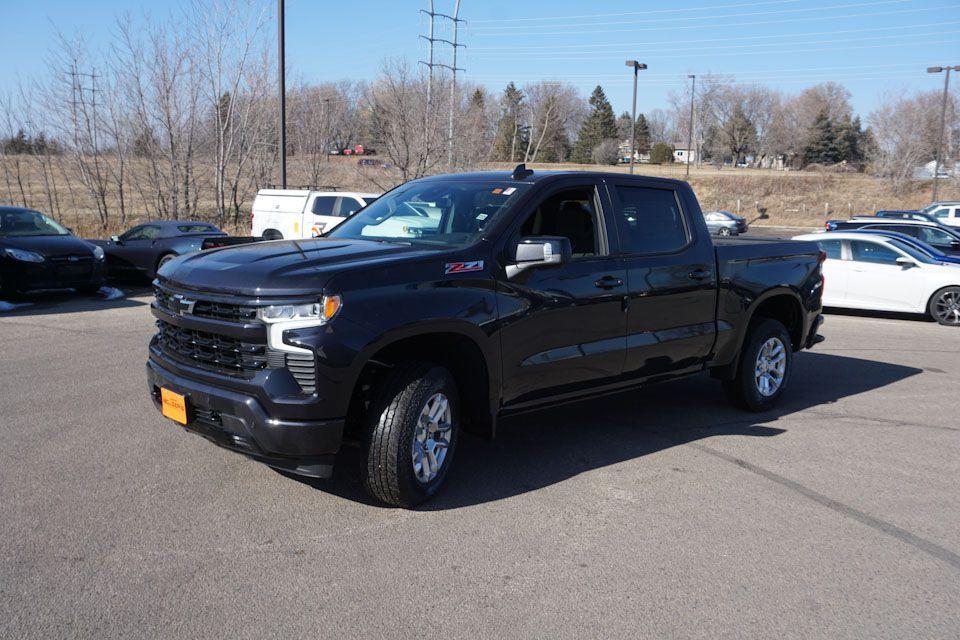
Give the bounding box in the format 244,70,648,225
156,320,267,377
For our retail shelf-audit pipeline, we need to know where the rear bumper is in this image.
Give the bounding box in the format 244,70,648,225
146,357,344,478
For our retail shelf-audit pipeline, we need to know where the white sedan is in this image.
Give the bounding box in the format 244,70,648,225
793,232,960,326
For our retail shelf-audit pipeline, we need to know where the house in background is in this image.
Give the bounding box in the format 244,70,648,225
617,140,650,164
672,144,699,165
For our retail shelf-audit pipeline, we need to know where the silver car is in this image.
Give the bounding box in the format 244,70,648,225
703,210,748,236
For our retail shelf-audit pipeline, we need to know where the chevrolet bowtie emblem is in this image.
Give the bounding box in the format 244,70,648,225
172,294,197,315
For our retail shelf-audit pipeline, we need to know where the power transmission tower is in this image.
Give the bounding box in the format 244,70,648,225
419,1,465,169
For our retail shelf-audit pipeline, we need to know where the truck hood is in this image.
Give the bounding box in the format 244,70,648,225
158,237,441,297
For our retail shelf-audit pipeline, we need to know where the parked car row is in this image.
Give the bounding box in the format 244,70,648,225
799,207,960,325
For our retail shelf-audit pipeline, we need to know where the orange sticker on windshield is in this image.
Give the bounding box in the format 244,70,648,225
491,188,503,194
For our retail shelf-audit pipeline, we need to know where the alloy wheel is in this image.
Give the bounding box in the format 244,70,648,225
754,337,786,397
411,392,452,484
934,290,960,325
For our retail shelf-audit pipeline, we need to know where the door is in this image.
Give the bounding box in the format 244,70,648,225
308,195,341,237
607,182,717,378
497,181,628,406
809,238,848,306
110,225,161,272
845,239,922,311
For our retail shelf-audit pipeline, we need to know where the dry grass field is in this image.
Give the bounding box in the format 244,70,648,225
2,155,957,238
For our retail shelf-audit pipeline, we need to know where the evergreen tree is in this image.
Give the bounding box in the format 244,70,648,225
616,111,632,141
802,110,841,166
491,83,526,162
634,113,651,154
572,85,617,164
834,115,865,164
649,142,675,164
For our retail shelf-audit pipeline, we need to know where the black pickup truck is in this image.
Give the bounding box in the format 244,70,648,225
147,167,824,506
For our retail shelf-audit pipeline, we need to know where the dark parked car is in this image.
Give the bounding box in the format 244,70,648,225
147,167,824,507
833,229,960,265
89,220,227,279
873,210,942,224
824,219,960,255
0,206,105,296
703,210,748,236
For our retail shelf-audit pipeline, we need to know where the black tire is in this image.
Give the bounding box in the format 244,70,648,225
718,227,732,236
156,253,177,272
76,284,102,296
362,363,459,507
927,286,960,326
263,229,283,240
723,318,793,412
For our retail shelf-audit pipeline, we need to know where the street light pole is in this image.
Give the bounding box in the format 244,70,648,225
624,60,647,174
686,74,696,180
278,0,287,188
928,65,960,202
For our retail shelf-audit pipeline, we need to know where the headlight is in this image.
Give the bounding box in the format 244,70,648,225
92,246,105,260
2,247,45,263
257,295,342,355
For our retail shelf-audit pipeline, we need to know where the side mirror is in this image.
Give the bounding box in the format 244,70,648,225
895,256,916,268
506,236,572,279
110,235,121,244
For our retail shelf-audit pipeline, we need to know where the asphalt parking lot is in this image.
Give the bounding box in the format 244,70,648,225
1,288,958,639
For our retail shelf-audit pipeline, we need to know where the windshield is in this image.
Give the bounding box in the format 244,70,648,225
888,238,938,264
0,209,71,237
327,180,530,247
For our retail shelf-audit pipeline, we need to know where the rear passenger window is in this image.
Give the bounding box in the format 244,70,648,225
336,197,363,218
312,196,337,216
614,186,688,254
817,240,842,259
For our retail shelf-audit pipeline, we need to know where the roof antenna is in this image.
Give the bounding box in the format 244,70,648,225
511,163,533,180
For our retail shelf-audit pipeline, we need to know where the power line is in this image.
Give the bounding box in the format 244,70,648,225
470,4,952,38
468,31,960,61
468,21,960,52
468,0,802,24
469,0,909,32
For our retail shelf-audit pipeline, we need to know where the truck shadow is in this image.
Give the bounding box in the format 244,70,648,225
308,351,921,509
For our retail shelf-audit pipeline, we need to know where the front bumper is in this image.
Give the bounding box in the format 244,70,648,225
0,256,105,293
146,357,344,478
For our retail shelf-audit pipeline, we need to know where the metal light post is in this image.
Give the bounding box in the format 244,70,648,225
928,65,960,202
625,60,647,174
686,74,696,179
278,0,287,188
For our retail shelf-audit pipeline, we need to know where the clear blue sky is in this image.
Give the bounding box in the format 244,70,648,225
1,0,957,117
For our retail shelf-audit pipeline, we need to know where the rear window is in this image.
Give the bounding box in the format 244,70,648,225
816,239,842,259
177,224,219,233
614,186,688,254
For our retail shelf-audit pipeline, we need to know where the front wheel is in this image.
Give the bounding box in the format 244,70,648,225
718,227,732,236
723,318,793,411
928,286,960,326
362,363,459,507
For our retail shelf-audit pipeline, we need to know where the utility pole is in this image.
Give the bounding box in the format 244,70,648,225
927,65,960,202
420,2,465,169
686,74,696,179
624,60,647,174
278,0,287,188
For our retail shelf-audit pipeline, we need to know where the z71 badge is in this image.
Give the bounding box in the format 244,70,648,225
444,260,484,275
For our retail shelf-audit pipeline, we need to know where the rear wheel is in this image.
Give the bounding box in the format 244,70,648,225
262,229,283,240
362,363,459,507
723,318,793,411
156,253,177,272
718,227,732,236
928,286,960,326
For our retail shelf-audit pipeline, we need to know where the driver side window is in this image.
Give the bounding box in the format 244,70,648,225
122,225,160,241
518,187,599,257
